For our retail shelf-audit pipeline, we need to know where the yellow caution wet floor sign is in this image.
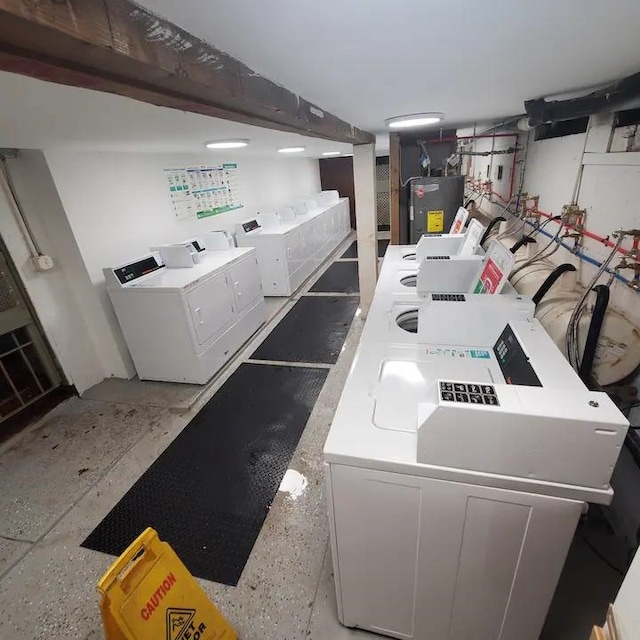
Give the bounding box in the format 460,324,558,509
98,528,236,640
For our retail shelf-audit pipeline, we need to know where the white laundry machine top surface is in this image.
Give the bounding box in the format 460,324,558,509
376,245,519,298
237,198,347,237
325,310,627,503
105,247,254,292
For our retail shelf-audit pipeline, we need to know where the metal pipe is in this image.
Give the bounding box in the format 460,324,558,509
0,155,42,256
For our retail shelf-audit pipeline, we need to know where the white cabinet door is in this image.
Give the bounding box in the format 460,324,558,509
228,255,262,312
285,229,302,275
330,464,581,640
186,273,235,345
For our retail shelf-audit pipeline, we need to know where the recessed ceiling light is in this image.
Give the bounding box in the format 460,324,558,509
278,147,305,153
385,113,444,129
322,151,341,156
204,139,249,149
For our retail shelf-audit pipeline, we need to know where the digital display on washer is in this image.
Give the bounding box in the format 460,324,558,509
493,324,542,387
242,220,260,233
114,257,163,285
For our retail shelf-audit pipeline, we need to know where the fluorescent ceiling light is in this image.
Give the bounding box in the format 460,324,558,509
278,146,305,153
204,139,249,149
322,151,341,156
385,113,444,129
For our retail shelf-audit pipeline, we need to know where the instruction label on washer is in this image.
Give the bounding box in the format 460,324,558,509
427,210,444,232
473,258,504,294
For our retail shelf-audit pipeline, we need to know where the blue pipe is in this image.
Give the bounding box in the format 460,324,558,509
520,219,636,289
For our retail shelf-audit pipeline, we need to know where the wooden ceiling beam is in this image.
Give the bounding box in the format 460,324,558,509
0,0,374,145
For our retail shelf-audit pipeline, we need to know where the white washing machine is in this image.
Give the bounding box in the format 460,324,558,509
378,239,517,300
324,278,628,640
384,217,486,266
104,247,265,383
235,197,350,296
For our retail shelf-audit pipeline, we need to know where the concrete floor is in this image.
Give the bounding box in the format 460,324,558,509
0,234,380,640
0,229,619,640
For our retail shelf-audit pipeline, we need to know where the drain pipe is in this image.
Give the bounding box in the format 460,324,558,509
531,264,577,307
578,284,611,385
510,236,536,254
480,216,506,246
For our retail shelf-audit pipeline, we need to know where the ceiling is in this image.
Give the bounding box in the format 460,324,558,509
139,0,640,134
0,71,354,156
3,2,640,156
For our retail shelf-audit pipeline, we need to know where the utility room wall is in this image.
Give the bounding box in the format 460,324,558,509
467,115,640,328
0,151,105,393
14,150,320,387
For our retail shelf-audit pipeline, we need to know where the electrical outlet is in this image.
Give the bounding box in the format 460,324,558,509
31,255,55,271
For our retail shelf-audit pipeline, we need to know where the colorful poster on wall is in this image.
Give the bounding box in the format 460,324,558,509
164,163,243,220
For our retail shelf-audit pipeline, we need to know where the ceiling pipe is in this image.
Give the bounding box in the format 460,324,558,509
525,70,640,126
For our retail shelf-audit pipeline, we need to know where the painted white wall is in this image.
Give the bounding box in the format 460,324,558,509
469,118,640,328
519,117,640,328
43,150,321,380
0,151,105,393
466,134,518,218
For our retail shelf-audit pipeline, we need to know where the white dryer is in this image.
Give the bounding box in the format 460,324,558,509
104,248,265,383
235,198,350,296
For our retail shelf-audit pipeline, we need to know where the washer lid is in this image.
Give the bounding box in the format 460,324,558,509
373,358,498,433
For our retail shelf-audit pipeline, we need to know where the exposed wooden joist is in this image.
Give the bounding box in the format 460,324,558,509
0,0,374,144
389,132,401,244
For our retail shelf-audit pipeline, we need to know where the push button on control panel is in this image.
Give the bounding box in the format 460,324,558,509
440,382,499,406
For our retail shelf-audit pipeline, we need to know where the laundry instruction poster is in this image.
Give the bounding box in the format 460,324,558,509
164,164,243,220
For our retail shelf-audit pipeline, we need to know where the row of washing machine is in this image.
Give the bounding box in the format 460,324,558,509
323,210,629,640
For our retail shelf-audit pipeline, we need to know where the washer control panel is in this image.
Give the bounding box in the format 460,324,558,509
439,381,499,406
425,347,492,360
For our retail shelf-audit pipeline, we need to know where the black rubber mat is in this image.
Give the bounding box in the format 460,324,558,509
340,239,390,259
82,363,328,586
251,296,359,364
310,261,359,294
341,242,357,258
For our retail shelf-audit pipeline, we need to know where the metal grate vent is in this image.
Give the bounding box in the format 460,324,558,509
0,269,19,312
376,163,390,226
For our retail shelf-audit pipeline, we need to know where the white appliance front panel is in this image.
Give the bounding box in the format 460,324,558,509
228,255,262,313
186,272,235,345
330,464,581,640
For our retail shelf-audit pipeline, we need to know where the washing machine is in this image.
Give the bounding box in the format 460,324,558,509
235,197,350,295
384,217,485,267
377,239,517,301
324,292,628,639
104,247,265,384
360,291,535,348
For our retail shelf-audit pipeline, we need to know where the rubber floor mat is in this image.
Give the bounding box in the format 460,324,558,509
82,363,328,586
251,296,359,364
340,239,390,259
310,261,359,294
